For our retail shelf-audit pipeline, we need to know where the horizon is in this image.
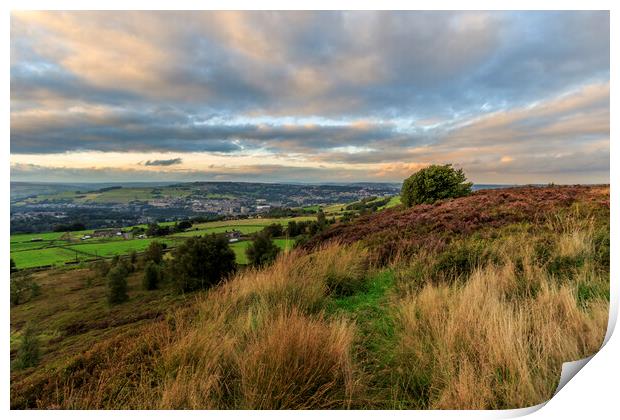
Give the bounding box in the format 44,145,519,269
11,11,609,184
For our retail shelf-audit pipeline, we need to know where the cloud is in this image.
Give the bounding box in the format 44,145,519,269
9,11,609,184
144,158,183,166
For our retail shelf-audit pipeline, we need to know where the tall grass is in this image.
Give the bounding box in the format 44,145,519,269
390,213,609,409
158,243,365,409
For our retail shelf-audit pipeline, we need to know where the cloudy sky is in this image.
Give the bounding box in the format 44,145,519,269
10,11,609,184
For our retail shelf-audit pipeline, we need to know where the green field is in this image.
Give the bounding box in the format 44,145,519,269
381,195,401,209
66,238,180,258
171,225,266,237
9,204,382,270
10,247,80,268
192,217,315,230
18,186,195,205
10,217,307,269
230,238,294,265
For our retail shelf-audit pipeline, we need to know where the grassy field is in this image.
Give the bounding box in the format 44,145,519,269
10,215,312,269
11,247,80,268
192,216,315,229
66,238,180,259
230,238,295,264
10,186,610,409
18,186,195,205
381,195,401,209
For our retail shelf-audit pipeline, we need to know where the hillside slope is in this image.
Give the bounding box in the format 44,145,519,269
11,185,610,409
305,185,609,262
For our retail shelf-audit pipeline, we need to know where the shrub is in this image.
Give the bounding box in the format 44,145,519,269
401,164,472,207
177,220,193,231
432,240,496,282
10,273,40,306
546,254,585,279
317,209,327,229
144,241,164,265
107,265,129,305
263,223,284,237
169,235,236,293
592,227,610,269
14,324,40,370
246,232,280,267
143,261,162,290
93,259,111,277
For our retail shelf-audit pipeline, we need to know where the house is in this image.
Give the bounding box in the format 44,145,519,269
226,230,242,240
92,229,121,238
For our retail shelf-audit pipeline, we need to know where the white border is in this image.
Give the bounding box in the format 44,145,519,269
3,2,616,419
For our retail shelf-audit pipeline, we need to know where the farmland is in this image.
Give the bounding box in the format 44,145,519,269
10,216,318,269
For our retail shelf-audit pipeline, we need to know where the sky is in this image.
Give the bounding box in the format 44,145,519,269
10,11,610,184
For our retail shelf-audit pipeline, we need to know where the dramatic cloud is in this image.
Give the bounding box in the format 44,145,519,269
10,11,609,183
144,158,183,167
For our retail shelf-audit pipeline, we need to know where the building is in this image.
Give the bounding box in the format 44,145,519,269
92,229,121,238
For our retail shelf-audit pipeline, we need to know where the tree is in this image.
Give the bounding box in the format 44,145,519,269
317,209,327,229
10,258,16,272
169,235,236,293
400,164,472,207
146,223,170,237
107,265,129,304
144,241,164,265
14,324,40,369
263,223,284,237
246,231,280,267
177,220,193,231
10,273,40,306
142,261,162,290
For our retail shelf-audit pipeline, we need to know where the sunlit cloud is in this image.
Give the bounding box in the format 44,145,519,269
10,11,609,184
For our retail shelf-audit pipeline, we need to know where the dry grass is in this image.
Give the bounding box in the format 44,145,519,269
391,220,608,409
158,243,364,409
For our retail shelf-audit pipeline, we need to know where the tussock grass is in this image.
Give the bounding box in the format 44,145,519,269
390,211,608,409
158,243,364,409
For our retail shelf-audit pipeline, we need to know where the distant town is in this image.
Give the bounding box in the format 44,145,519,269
10,181,401,234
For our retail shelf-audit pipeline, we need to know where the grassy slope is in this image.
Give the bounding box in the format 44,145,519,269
10,186,609,409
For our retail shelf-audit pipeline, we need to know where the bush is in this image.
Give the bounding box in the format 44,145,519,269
401,164,472,206
432,240,496,281
246,232,281,267
107,265,129,305
143,261,162,290
10,273,40,306
177,220,193,231
263,223,284,237
14,324,40,370
144,241,164,265
546,254,585,279
592,227,610,269
169,235,236,293
93,259,111,277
